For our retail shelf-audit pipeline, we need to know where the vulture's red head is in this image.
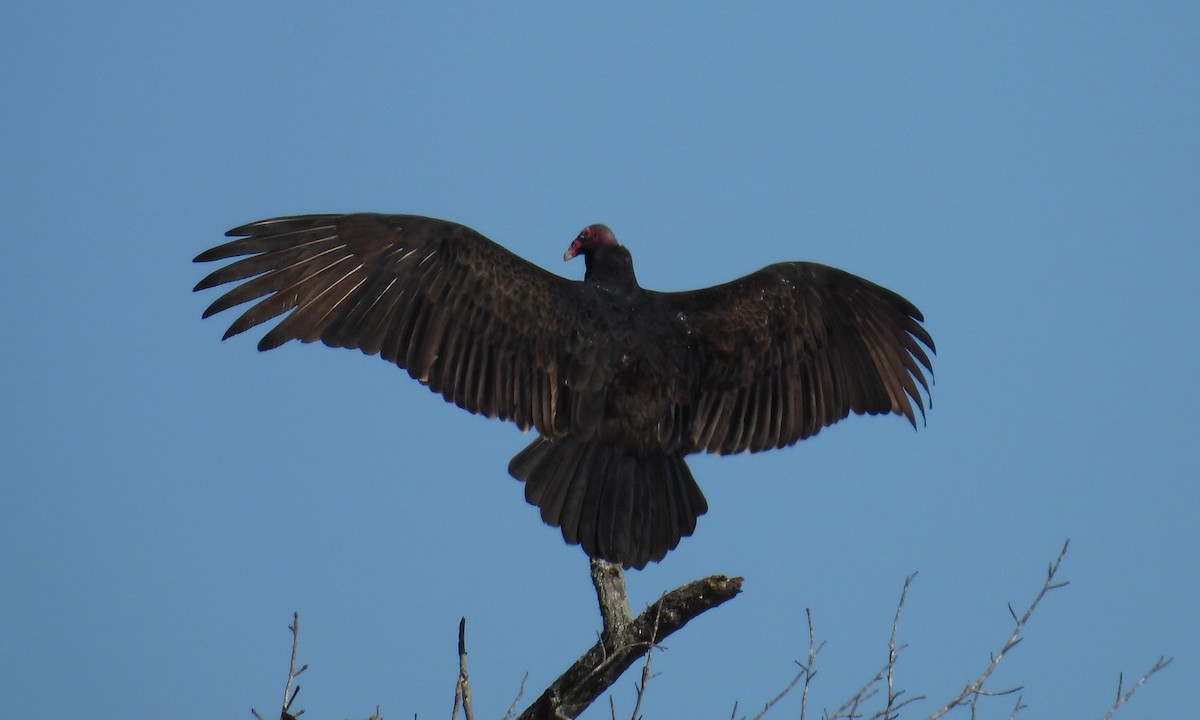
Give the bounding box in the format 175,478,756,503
564,224,618,262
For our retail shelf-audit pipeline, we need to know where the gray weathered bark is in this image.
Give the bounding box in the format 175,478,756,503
516,559,742,720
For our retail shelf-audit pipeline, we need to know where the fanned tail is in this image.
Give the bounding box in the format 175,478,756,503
508,436,707,569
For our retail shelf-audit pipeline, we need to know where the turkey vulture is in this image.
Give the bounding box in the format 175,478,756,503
194,214,933,569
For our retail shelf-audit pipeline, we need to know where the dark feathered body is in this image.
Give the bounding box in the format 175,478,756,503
195,214,934,568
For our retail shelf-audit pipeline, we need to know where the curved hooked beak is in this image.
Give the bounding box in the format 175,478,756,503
563,238,583,262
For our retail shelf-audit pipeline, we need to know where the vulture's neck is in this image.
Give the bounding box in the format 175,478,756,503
584,245,640,293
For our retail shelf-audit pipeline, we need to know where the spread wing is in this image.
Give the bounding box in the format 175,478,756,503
194,213,583,434
663,262,935,455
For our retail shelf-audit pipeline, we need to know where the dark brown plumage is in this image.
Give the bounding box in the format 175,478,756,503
194,213,934,569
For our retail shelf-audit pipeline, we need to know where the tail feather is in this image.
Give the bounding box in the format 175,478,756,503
601,453,636,564
538,439,586,526
575,447,608,559
559,441,603,545
511,439,553,504
508,436,707,569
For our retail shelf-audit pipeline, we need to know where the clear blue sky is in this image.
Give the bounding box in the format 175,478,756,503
3,2,1196,718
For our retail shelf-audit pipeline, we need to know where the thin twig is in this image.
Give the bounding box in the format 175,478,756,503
500,673,529,720
453,617,475,720
1097,656,1172,720
745,606,826,720
828,658,884,720
822,573,932,720
826,574,927,720
628,598,665,720
748,665,805,720
801,608,822,720
882,573,919,720
926,540,1071,720
285,613,299,710
252,611,308,720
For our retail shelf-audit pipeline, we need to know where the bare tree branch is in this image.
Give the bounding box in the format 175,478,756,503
452,617,476,720
881,573,922,720
800,608,822,720
828,659,883,720
808,574,926,720
745,540,1170,720
517,561,743,720
245,542,1169,720
925,540,1071,720
501,673,529,720
591,559,634,639
1098,656,1173,720
741,608,822,720
747,663,805,720
627,598,664,720
252,611,308,720
1007,694,1027,719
